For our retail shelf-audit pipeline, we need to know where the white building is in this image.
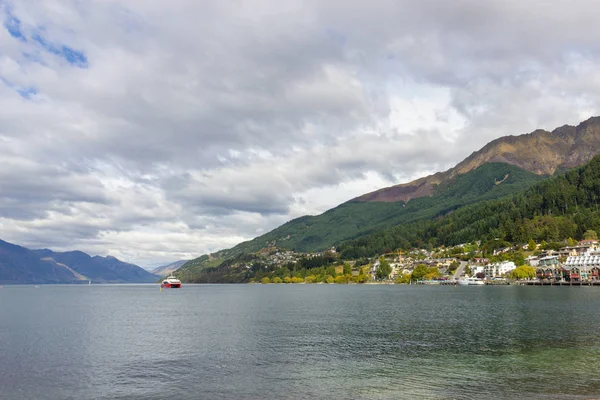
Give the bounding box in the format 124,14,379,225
525,256,539,267
470,265,485,276
369,259,380,280
484,261,516,278
564,247,600,280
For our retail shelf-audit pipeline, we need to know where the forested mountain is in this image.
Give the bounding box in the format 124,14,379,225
232,163,541,253
179,154,600,283
338,155,600,258
177,163,543,278
0,240,159,284
176,117,600,282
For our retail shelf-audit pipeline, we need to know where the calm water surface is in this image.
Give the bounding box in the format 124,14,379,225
1,284,600,399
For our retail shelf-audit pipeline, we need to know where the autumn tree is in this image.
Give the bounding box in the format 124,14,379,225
509,266,536,280
411,264,429,281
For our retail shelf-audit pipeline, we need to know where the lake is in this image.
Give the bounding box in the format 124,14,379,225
1,284,600,399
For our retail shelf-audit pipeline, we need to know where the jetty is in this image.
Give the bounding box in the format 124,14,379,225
519,280,600,286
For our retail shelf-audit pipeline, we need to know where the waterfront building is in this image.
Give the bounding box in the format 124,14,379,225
536,266,563,281
484,261,516,278
563,247,600,281
538,256,559,267
470,265,485,276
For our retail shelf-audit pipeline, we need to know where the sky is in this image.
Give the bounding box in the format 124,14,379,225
2,0,600,268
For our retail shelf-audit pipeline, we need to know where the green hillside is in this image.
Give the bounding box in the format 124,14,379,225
224,162,541,253
338,155,600,258
177,162,543,279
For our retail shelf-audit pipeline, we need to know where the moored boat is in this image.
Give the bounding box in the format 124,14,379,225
458,277,485,286
161,275,181,288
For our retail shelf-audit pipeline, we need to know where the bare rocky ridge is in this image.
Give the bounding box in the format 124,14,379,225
152,260,188,277
355,117,600,203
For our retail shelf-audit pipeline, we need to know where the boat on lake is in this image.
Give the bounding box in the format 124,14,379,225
161,275,181,289
458,277,485,286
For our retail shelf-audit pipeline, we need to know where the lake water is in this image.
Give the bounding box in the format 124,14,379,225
1,284,600,399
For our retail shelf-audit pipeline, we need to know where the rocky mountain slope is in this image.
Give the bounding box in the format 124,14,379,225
356,117,600,202
151,260,188,277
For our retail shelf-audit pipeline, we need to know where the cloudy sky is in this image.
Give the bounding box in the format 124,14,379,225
1,0,600,268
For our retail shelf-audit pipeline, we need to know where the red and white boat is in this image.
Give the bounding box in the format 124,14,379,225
161,275,181,288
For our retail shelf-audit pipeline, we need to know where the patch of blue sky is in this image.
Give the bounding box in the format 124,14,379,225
3,5,27,42
32,32,88,68
16,86,38,99
0,76,38,99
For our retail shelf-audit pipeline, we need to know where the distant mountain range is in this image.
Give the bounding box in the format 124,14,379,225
0,239,159,284
151,260,188,277
176,116,600,281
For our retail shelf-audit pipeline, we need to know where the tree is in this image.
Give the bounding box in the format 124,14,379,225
449,260,460,273
567,237,577,246
411,264,429,281
272,277,282,284
425,268,441,280
528,239,537,252
584,230,598,240
326,266,337,278
343,262,352,275
357,272,369,283
261,277,271,284
509,266,536,280
376,257,392,280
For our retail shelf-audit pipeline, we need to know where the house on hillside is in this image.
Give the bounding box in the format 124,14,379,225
369,259,403,280
538,255,559,268
369,259,380,280
559,247,578,258
526,256,539,267
492,247,512,256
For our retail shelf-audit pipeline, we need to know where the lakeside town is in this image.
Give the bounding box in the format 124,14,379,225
242,233,600,285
